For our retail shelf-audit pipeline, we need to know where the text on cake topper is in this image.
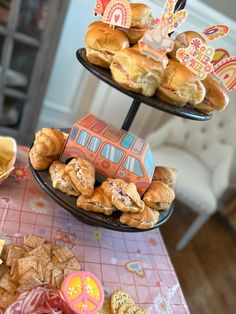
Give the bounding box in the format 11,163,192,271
176,38,215,80
214,57,236,91
203,25,229,41
102,0,131,28
94,0,112,16
138,19,174,61
161,0,188,33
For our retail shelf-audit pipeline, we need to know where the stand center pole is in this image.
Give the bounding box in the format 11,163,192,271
121,98,141,131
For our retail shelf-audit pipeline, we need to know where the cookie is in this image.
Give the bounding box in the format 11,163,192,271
125,304,140,314
98,298,112,314
117,304,130,314
111,290,134,314
135,309,149,314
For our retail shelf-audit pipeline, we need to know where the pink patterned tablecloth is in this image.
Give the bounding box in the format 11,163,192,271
0,146,189,314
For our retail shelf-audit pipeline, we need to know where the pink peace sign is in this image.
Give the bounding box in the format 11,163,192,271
61,271,104,314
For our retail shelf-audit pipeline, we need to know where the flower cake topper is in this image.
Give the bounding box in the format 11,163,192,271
203,24,229,41
100,0,131,28
138,0,188,62
176,38,215,80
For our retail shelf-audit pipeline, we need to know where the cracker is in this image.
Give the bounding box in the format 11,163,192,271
5,245,25,266
0,291,18,310
64,257,81,270
51,268,64,289
52,246,74,263
117,304,129,314
28,244,51,266
0,272,18,294
135,309,149,314
17,256,37,277
43,262,54,284
111,290,134,314
18,268,40,285
24,235,45,248
125,304,140,314
0,240,4,256
98,298,112,314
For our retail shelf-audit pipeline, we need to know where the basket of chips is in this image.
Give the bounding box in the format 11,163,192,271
0,136,17,185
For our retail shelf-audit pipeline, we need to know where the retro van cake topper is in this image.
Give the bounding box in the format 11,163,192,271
138,0,187,62
176,38,215,80
60,114,155,195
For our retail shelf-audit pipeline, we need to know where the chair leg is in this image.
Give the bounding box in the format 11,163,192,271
176,213,211,250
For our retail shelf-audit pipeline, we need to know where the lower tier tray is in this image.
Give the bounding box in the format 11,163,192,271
30,163,173,232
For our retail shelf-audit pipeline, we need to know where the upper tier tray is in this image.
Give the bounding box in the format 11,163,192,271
76,48,212,122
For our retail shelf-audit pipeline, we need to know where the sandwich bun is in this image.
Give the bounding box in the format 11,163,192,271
156,59,206,107
169,31,206,61
110,48,164,97
85,25,129,68
195,75,229,113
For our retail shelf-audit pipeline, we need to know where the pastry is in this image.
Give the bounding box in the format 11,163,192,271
85,22,129,68
49,161,80,196
152,166,178,188
101,179,144,213
76,187,115,215
143,181,175,211
110,48,164,97
34,128,65,157
194,74,229,113
29,146,57,171
156,59,206,107
65,157,95,197
120,205,159,229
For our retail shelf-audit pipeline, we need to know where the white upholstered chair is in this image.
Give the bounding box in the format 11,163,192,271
146,109,236,250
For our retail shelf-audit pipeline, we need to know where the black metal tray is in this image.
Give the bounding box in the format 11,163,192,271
30,162,173,232
76,48,212,122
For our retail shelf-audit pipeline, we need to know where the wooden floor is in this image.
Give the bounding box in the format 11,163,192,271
160,201,236,314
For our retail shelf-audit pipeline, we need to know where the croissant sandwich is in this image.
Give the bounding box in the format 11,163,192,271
101,178,144,213
29,146,57,171
143,181,175,211
77,187,115,215
65,157,95,197
34,128,65,157
120,206,159,229
49,161,80,197
152,166,178,188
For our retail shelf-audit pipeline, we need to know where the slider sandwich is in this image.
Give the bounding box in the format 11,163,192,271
156,59,206,107
85,22,129,68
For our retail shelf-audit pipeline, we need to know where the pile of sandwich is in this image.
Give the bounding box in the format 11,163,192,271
85,3,229,114
29,128,177,230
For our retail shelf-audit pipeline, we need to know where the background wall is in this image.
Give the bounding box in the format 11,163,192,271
38,0,236,138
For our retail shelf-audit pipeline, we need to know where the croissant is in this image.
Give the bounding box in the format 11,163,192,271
49,161,80,196
101,178,144,213
120,206,159,229
143,181,175,211
65,157,95,197
34,128,65,157
152,166,178,188
29,146,57,171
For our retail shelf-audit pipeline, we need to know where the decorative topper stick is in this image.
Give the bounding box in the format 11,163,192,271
214,57,236,91
139,20,174,61
102,0,131,28
161,0,188,33
94,0,112,16
61,271,104,314
176,38,215,80
203,25,229,41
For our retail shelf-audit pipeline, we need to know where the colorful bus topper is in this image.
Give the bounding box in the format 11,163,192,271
176,38,215,80
61,114,155,195
61,271,104,314
203,24,229,41
214,57,236,91
161,0,188,33
139,20,174,61
101,0,131,28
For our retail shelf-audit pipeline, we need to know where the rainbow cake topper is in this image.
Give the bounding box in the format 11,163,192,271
94,0,112,16
161,0,188,33
212,48,230,66
203,24,229,41
101,0,131,28
213,57,236,91
138,20,174,61
176,38,215,80
61,271,104,314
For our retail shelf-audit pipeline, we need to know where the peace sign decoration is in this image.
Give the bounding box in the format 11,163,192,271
61,271,104,314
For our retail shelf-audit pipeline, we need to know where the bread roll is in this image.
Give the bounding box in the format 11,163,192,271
111,48,164,97
85,24,129,68
195,75,229,113
156,59,206,106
